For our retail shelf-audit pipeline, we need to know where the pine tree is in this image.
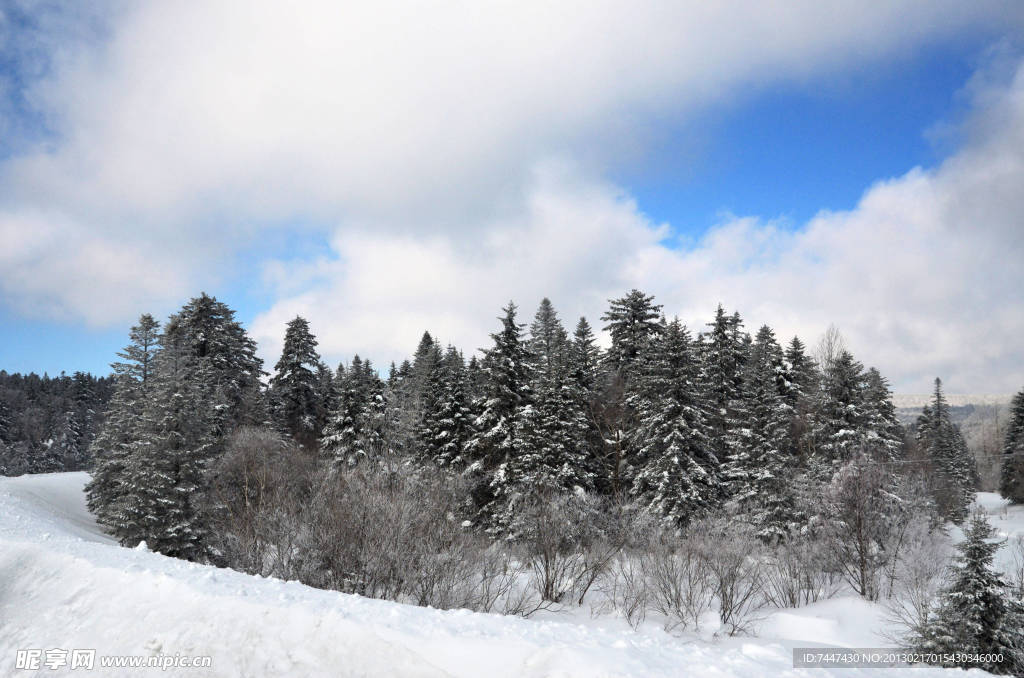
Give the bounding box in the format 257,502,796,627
601,290,662,373
269,316,325,448
465,303,533,519
914,514,1024,674
170,293,266,429
812,349,867,466
320,356,386,466
700,304,749,497
737,325,799,543
784,336,819,462
917,378,977,522
861,367,903,460
999,388,1024,503
86,314,161,531
419,347,474,469
529,298,569,381
568,317,602,393
630,318,720,525
119,323,218,559
467,303,533,468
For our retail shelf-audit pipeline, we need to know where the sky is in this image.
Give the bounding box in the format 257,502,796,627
1,1,1023,394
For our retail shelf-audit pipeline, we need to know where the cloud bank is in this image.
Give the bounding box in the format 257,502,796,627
0,1,1022,391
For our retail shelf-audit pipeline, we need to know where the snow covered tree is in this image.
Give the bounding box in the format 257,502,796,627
418,347,474,469
465,302,533,518
784,336,819,462
568,316,601,393
529,298,569,381
916,378,977,522
999,388,1024,504
861,367,903,460
629,318,720,525
118,322,218,560
170,293,266,429
269,316,325,448
86,314,161,531
466,303,532,469
913,513,1024,674
700,304,749,495
321,356,387,466
736,325,800,543
601,289,662,373
812,349,867,467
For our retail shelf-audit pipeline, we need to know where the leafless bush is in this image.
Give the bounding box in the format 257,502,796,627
596,554,649,629
698,518,768,636
1006,534,1024,600
512,491,633,605
883,520,951,644
762,534,838,608
642,534,715,632
204,426,316,578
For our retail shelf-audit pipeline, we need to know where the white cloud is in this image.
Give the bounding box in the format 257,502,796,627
0,1,1022,390
253,61,1024,393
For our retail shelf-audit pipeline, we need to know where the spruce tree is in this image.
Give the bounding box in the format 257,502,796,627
700,304,749,497
999,388,1024,503
529,298,569,381
737,325,799,542
916,378,976,522
862,367,903,460
170,293,266,428
630,318,719,525
119,322,218,559
269,316,325,448
812,349,867,466
418,347,474,469
86,314,161,531
914,514,1024,674
601,289,662,373
784,336,819,462
466,303,533,519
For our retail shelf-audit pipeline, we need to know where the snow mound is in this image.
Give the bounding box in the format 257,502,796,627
0,473,992,677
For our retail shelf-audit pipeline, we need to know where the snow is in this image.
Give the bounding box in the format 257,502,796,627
0,472,998,677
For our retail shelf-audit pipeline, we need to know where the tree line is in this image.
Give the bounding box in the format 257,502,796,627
0,370,113,475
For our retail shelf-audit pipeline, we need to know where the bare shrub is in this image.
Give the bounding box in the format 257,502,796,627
762,534,838,608
642,534,715,632
1006,534,1024,600
883,519,951,643
697,518,768,636
512,490,632,605
596,554,649,629
204,426,316,579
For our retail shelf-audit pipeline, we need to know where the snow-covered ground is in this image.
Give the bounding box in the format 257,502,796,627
0,473,1012,677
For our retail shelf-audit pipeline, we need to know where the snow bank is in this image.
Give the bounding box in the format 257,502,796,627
0,473,995,677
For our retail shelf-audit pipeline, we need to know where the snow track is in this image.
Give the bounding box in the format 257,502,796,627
0,473,1008,677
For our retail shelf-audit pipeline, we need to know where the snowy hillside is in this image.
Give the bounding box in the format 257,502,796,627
0,473,1013,678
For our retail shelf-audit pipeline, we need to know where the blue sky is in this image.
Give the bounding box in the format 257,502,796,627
0,3,1022,392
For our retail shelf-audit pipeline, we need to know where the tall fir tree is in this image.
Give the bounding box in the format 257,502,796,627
916,378,977,522
269,316,325,448
86,314,161,531
861,367,903,460
601,289,662,373
629,318,720,525
169,293,266,429
812,349,867,466
784,336,820,462
700,304,749,497
418,347,474,469
466,303,533,518
999,388,1024,503
736,326,800,542
118,321,218,559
